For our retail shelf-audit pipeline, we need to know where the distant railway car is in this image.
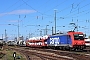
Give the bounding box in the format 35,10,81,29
7,40,17,46
85,38,90,46
19,40,26,46
26,31,86,50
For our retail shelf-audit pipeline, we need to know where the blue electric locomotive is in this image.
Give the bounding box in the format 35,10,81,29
47,31,86,50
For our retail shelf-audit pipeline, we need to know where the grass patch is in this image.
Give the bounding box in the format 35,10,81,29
2,49,26,60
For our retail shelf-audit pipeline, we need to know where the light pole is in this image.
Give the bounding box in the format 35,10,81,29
25,25,40,37
5,29,7,42
18,20,19,41
8,24,19,42
54,9,57,34
46,25,49,35
37,29,42,36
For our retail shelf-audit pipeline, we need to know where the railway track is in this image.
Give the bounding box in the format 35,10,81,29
25,47,90,60
11,47,74,60
10,46,90,60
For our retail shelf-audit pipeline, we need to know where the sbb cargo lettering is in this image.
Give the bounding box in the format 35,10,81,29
50,37,60,44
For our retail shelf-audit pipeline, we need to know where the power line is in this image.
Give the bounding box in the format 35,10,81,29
43,0,68,14
21,0,55,21
53,0,86,20
66,2,90,17
73,8,90,18
21,0,41,14
1,0,20,13
65,4,90,18
21,0,69,18
57,0,85,14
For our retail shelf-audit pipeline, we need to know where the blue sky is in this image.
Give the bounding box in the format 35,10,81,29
0,0,90,40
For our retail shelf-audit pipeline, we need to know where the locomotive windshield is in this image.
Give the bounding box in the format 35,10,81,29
74,34,84,40
0,39,3,40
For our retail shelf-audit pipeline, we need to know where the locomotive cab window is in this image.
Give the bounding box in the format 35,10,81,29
0,39,3,40
74,34,84,40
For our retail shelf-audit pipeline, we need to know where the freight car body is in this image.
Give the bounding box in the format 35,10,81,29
26,31,86,50
47,31,86,50
26,36,48,47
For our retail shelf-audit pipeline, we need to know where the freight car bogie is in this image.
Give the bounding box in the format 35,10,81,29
53,45,86,51
47,45,71,50
58,46,70,50
72,45,86,51
50,46,60,50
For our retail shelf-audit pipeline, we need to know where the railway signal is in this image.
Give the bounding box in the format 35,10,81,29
13,52,16,60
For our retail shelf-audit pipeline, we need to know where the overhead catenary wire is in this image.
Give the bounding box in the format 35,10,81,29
21,0,41,14
65,5,90,19
21,0,84,22
57,0,85,13
21,0,69,18
1,0,20,13
1,0,90,25
43,0,68,14
63,1,90,19
52,0,86,21
1,0,89,21
0,0,29,19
